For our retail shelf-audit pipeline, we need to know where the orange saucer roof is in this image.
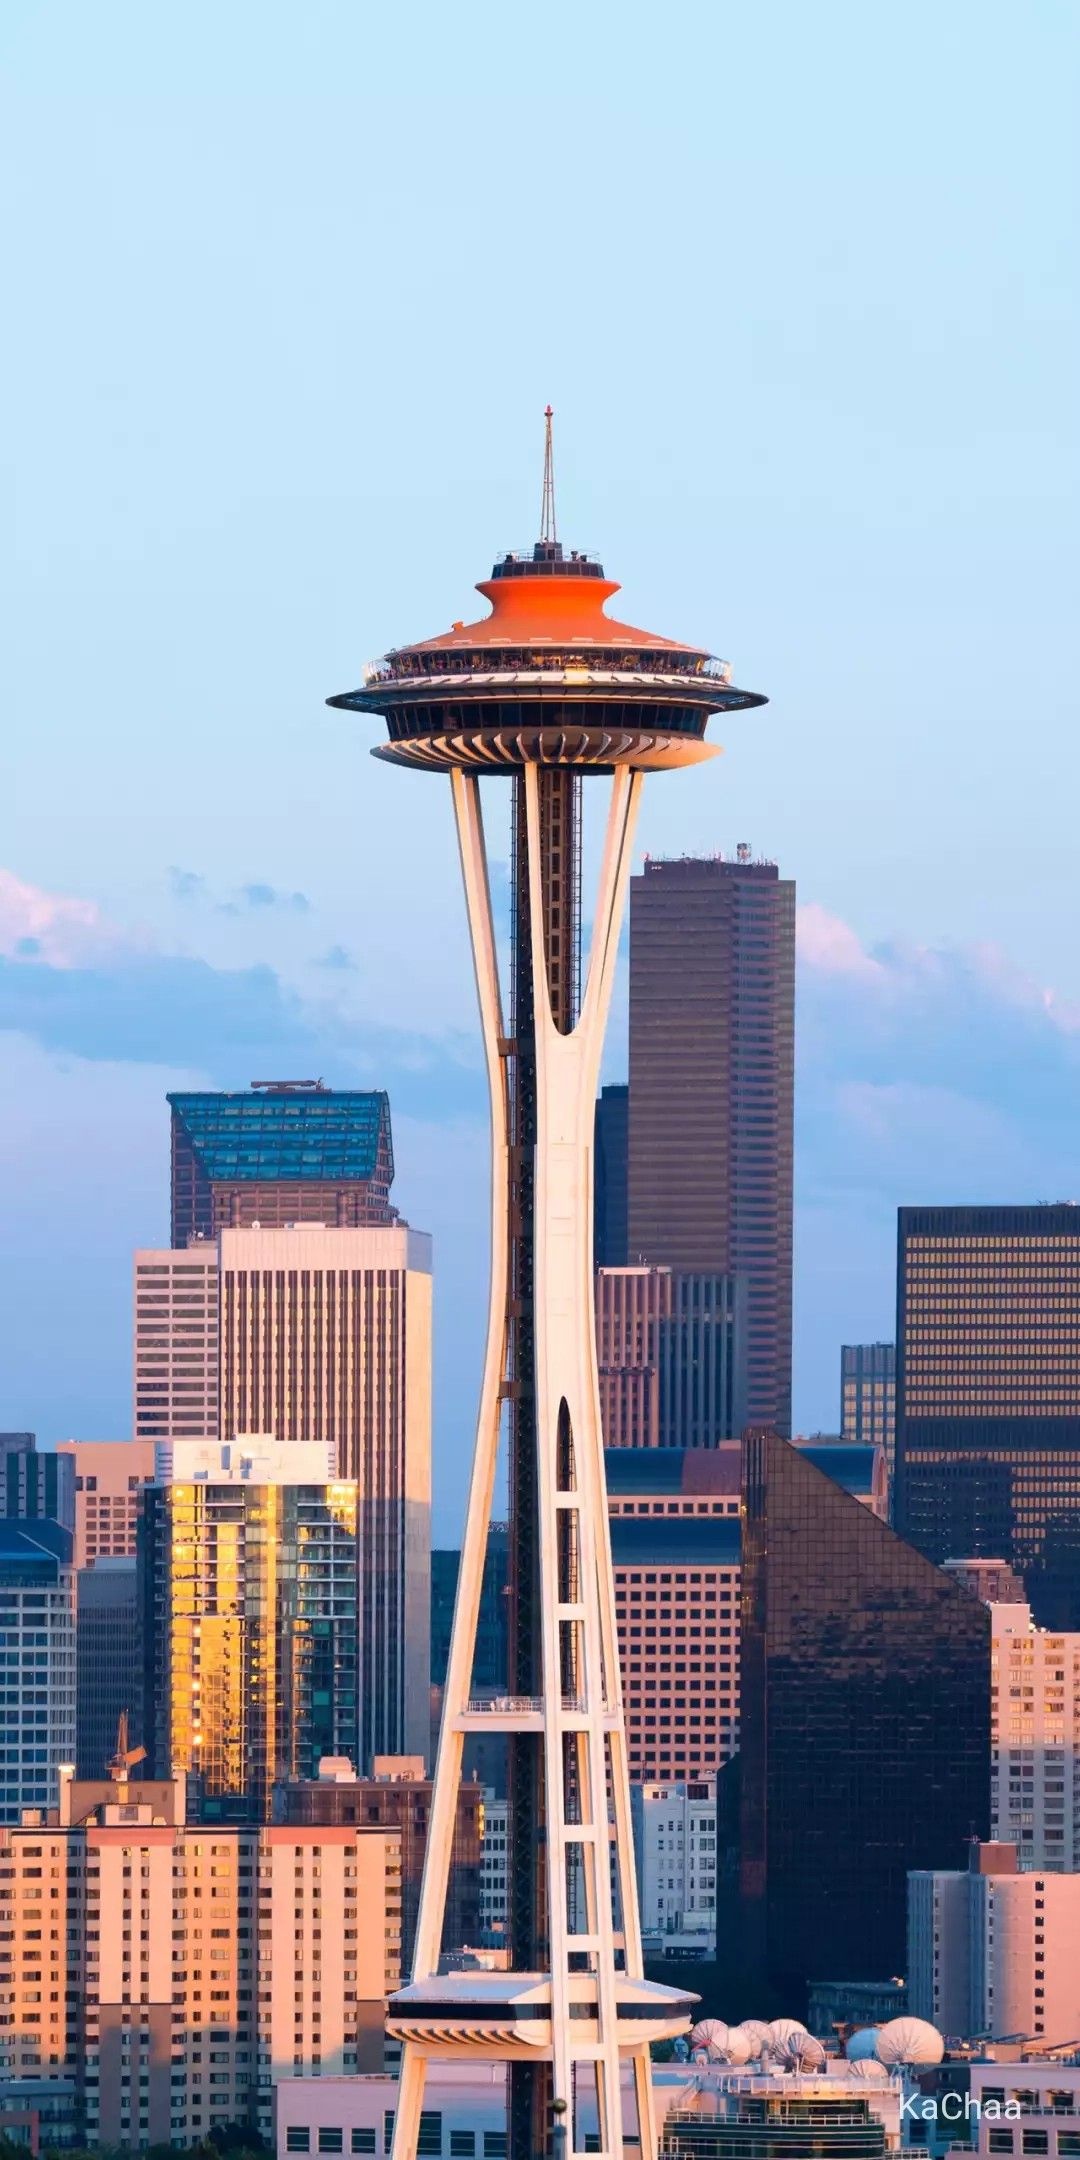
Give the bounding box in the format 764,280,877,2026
399,568,707,658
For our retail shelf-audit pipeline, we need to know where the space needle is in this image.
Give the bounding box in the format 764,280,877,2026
329,415,766,2160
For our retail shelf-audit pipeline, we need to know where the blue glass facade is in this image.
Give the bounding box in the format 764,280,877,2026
168,1085,396,1243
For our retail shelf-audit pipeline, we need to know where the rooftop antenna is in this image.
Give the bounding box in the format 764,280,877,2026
539,404,557,544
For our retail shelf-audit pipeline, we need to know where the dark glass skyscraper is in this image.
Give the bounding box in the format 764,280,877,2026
168,1081,397,1244
895,1204,1080,1625
627,854,795,1436
725,1427,989,2010
593,1082,629,1267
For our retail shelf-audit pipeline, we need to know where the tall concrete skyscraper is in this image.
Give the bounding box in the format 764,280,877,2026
329,417,766,2160
627,854,795,1436
895,1204,1080,1624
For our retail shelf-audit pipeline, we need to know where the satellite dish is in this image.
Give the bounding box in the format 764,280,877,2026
845,2027,882,2061
691,2019,731,2055
847,2058,891,2083
780,2033,827,2070
876,2017,944,2066
734,2020,771,2059
720,2028,753,2064
766,2018,810,2047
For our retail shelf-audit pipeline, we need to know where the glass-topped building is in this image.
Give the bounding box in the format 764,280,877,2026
895,1204,1080,1625
168,1081,397,1244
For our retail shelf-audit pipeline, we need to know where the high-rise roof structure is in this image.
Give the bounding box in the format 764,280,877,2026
722,1427,990,2010
627,854,795,1436
328,417,766,2160
895,1204,1080,1624
168,1082,397,1245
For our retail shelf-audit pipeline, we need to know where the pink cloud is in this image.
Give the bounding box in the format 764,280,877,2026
796,902,887,982
0,868,115,969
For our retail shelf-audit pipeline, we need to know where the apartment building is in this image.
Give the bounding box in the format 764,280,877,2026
0,1767,401,2148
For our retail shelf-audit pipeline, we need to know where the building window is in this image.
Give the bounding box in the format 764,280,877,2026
286,2134,311,2154
449,2139,475,2158
988,2137,1014,2156
417,2117,442,2157
351,2136,376,2156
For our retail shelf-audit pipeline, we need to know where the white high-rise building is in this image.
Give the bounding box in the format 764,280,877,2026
630,1780,718,1946
133,1245,219,1471
135,1224,433,1767
217,1224,432,1764
908,1842,1080,2040
990,1602,1080,1869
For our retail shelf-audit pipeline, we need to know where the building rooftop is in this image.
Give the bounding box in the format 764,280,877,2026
168,1086,393,1185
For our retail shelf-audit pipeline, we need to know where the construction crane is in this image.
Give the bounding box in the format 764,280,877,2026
107,1711,147,1792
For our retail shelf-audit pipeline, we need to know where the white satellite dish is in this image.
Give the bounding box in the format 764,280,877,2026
779,2032,826,2069
734,2020,771,2058
876,2016,944,2066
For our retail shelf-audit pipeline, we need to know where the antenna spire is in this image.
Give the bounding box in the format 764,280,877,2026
539,404,557,544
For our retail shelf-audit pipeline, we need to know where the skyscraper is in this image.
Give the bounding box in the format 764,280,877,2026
141,1439,363,1818
597,1265,746,1449
217,1224,432,1760
133,1245,219,1464
627,854,795,1436
594,1082,629,1267
57,1439,154,1567
0,1431,75,1534
725,1427,990,2009
840,1343,896,1467
76,1557,142,1780
0,1518,76,1821
168,1080,397,1244
329,424,766,2160
989,1601,1080,1869
895,1204,1080,1623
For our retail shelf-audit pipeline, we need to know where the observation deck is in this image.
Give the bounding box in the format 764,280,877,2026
328,538,766,772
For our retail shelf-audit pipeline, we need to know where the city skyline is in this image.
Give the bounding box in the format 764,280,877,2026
3,2,1078,1547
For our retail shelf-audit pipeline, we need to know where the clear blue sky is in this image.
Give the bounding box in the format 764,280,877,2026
2,0,1077,1539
